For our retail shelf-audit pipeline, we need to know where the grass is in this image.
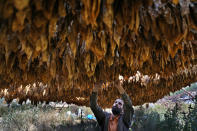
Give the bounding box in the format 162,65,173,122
0,102,98,131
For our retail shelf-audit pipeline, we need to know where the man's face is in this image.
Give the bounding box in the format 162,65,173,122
113,99,124,109
112,99,124,115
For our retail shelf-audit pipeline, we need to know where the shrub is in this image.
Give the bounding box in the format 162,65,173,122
131,106,161,131
183,96,197,131
157,103,183,131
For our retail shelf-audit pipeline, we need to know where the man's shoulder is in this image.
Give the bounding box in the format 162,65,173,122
103,112,111,117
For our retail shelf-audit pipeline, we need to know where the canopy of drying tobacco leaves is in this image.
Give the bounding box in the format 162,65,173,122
0,0,196,107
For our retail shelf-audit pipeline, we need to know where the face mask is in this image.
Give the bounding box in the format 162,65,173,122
112,106,122,115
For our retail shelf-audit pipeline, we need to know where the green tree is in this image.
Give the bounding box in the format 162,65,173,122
157,103,183,131
183,96,197,131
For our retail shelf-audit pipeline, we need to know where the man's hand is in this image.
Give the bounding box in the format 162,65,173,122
115,79,125,95
93,82,102,92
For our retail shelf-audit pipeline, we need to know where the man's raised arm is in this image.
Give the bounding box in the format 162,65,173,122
90,83,106,126
116,81,134,128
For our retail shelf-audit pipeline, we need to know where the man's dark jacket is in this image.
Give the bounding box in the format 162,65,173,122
90,92,134,131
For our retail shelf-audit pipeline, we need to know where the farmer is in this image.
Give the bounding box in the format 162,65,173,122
90,80,134,131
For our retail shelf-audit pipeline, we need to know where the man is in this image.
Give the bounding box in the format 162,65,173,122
90,81,134,131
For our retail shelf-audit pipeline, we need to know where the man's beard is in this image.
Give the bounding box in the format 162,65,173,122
112,106,122,116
